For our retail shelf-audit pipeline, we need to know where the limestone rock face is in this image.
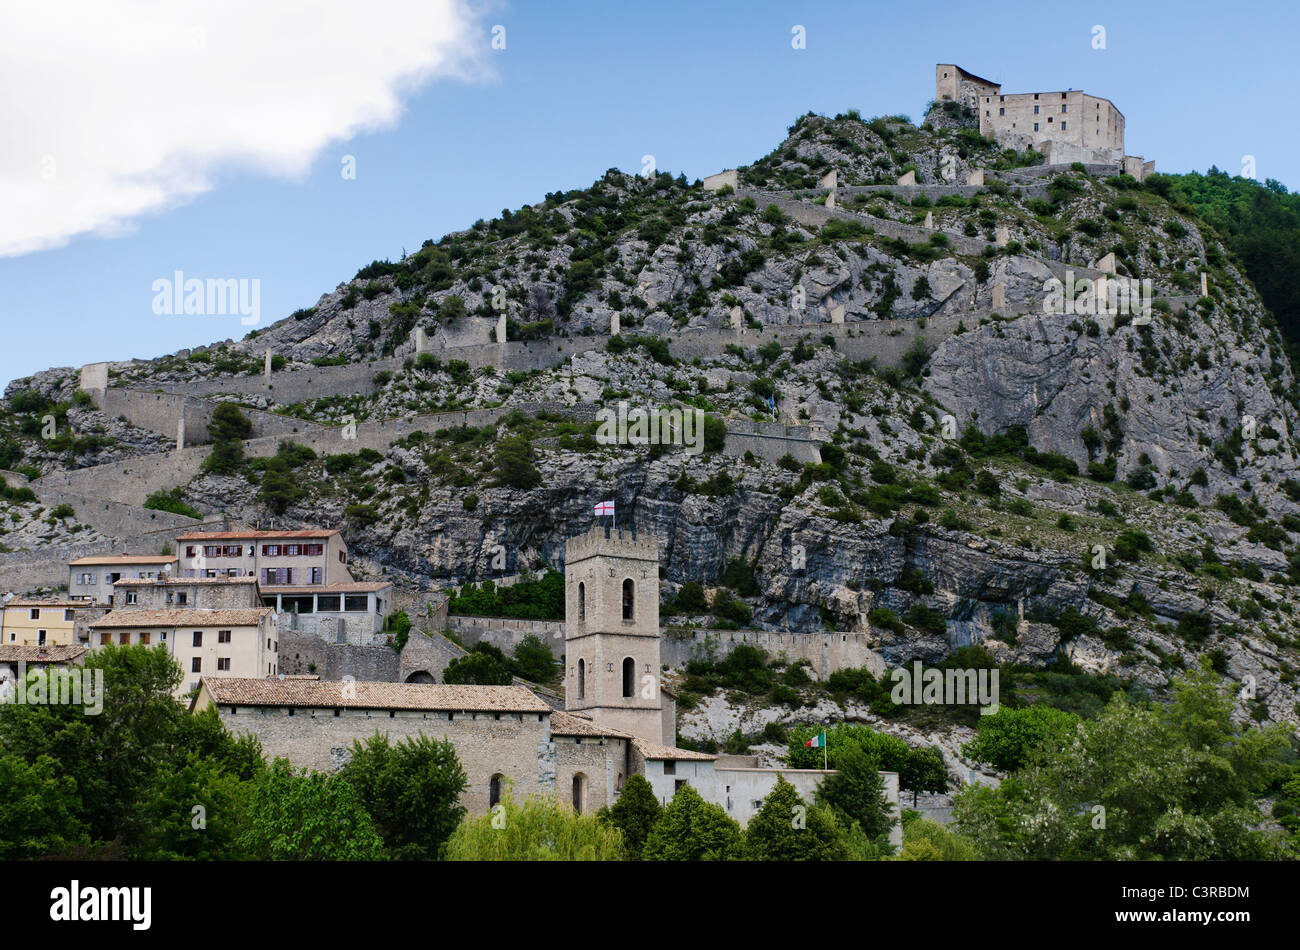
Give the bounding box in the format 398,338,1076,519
4,111,1300,737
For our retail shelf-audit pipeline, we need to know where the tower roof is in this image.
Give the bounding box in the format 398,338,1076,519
564,525,659,563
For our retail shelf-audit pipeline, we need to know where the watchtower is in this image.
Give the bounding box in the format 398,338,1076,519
563,526,662,744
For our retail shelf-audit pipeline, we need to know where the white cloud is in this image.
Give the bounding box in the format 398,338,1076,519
0,1,488,257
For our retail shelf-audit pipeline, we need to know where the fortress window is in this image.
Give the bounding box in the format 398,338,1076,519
578,582,585,622
622,579,635,621
622,657,635,698
572,774,587,813
1062,105,1067,113
998,107,1004,116
577,659,586,700
1033,105,1039,114
1061,122,1067,131
1034,123,1039,132
1033,94,1039,100
663,760,676,775
490,774,504,808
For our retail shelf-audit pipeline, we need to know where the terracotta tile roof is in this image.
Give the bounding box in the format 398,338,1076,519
114,576,259,586
261,581,390,594
200,677,552,713
68,555,178,566
87,608,272,629
632,737,716,761
4,599,86,608
550,710,635,738
0,644,88,663
175,530,341,541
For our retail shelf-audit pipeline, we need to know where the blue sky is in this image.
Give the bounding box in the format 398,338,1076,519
2,0,1296,388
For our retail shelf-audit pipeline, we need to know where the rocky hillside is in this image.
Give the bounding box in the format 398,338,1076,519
4,106,1300,730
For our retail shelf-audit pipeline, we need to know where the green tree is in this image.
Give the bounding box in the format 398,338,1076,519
493,435,542,489
787,723,910,772
952,661,1291,860
202,402,253,474
386,611,412,652
702,415,727,454
443,643,514,685
511,633,556,683
962,705,1080,773
744,776,848,861
0,753,91,859
900,746,949,807
258,455,302,513
0,646,185,847
642,783,742,861
238,759,387,860
896,813,979,861
339,733,467,860
131,751,251,860
444,791,623,860
671,581,709,613
600,775,661,860
814,745,896,840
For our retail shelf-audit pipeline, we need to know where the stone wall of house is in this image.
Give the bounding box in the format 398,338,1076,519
214,704,553,813
276,610,382,646
553,734,629,813
276,629,400,682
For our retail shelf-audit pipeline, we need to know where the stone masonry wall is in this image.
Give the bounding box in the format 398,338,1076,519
215,705,552,813
661,627,884,680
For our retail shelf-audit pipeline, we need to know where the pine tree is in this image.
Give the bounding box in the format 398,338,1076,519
642,783,742,861
601,775,661,859
744,775,847,861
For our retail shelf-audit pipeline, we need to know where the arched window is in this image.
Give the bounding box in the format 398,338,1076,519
572,773,587,813
622,657,635,698
578,582,585,623
577,658,585,700
489,773,504,809
622,578,634,621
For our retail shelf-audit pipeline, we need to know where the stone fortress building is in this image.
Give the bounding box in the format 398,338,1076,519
936,64,1153,180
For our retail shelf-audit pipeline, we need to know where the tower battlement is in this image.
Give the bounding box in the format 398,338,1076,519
564,525,659,564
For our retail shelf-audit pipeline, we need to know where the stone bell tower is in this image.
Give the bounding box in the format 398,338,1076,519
563,526,662,745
